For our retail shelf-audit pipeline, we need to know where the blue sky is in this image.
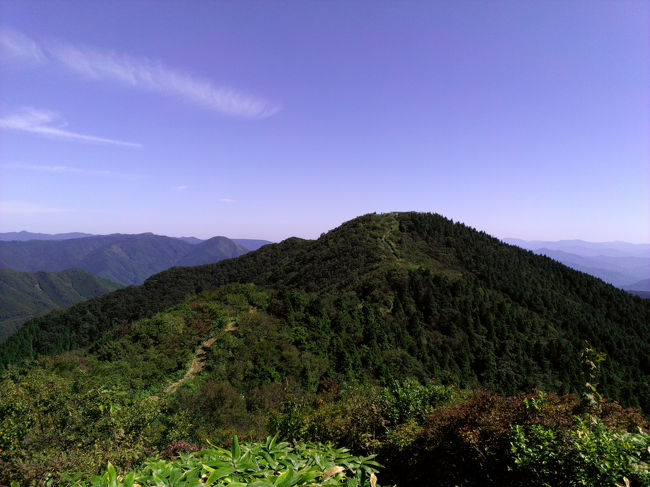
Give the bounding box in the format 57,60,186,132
0,1,648,242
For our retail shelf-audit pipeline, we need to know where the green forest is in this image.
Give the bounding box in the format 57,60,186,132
1,212,648,486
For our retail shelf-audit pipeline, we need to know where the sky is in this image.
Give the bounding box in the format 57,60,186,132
0,1,648,243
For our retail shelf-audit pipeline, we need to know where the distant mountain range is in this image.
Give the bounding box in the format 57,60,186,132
0,268,122,341
0,231,270,250
0,231,95,241
0,233,269,285
503,238,650,292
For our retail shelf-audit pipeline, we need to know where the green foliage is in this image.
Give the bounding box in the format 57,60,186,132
510,418,650,486
68,437,384,487
381,378,454,424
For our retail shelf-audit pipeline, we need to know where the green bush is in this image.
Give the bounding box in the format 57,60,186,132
511,416,650,486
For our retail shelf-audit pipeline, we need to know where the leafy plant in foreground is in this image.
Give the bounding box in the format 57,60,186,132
69,436,385,487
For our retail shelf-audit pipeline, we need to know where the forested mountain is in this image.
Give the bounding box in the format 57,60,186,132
176,237,248,266
0,268,122,341
2,212,648,411
0,233,249,286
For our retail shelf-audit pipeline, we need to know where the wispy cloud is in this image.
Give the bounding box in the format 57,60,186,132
0,107,141,147
219,198,236,203
0,200,69,214
172,185,189,192
0,27,45,64
0,162,144,180
1,27,282,119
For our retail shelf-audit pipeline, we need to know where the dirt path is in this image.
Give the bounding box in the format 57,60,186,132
382,229,400,261
164,307,256,394
164,336,217,394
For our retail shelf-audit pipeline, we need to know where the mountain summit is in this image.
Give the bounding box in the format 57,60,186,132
1,212,648,409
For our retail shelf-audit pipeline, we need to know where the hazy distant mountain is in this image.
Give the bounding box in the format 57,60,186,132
0,233,249,285
626,278,650,292
503,239,650,289
232,239,273,251
0,231,95,241
503,238,650,258
176,237,248,266
0,268,122,341
178,236,204,245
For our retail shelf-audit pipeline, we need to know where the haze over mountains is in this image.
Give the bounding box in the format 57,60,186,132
0,233,272,286
503,238,650,291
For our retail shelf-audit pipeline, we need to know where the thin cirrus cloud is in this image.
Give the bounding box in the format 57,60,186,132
219,198,236,203
0,27,282,119
0,27,45,64
0,107,142,147
0,162,144,180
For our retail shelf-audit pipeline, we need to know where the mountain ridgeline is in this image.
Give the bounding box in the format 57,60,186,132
0,233,249,285
1,212,648,410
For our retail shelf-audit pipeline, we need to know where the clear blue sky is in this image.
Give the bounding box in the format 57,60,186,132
1,1,648,242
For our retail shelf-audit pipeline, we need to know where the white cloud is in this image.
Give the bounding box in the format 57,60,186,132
219,198,236,203
0,162,143,180
0,107,141,147
0,27,45,64
1,27,282,119
173,185,189,192
48,44,282,119
0,200,69,214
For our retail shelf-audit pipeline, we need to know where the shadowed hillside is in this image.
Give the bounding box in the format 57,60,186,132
0,268,122,341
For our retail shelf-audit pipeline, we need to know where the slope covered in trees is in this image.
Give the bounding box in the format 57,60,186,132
0,268,122,341
1,283,648,485
2,212,648,410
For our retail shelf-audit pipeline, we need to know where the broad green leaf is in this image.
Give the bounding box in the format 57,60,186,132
106,462,118,487
121,472,136,487
205,466,235,486
231,435,241,461
248,481,276,487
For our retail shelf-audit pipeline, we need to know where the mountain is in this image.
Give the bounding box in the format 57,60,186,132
176,237,248,266
232,238,273,251
503,238,650,289
0,268,122,341
2,212,648,411
626,278,650,292
503,238,650,258
0,233,249,286
0,231,95,241
178,236,204,245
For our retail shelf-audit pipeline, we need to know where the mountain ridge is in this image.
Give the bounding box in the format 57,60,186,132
503,238,650,289
2,211,648,410
0,233,249,286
